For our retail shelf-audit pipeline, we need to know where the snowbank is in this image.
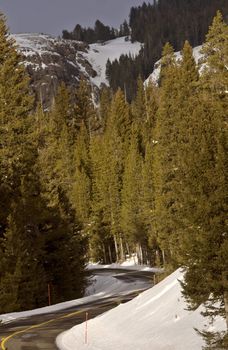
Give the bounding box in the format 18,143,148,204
57,269,226,350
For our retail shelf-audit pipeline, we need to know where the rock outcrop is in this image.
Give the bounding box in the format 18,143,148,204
12,33,97,109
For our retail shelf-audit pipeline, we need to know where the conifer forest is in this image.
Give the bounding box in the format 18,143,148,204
0,4,227,346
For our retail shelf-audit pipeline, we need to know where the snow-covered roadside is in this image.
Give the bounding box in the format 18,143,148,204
57,269,226,350
0,262,153,324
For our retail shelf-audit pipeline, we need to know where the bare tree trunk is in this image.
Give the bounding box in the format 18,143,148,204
136,244,140,264
139,244,143,265
224,291,228,330
136,243,143,265
120,236,125,261
102,243,107,264
108,245,112,264
126,242,130,256
114,234,119,262
162,249,166,266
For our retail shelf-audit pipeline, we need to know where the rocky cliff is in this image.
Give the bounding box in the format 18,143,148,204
13,34,141,109
12,33,98,109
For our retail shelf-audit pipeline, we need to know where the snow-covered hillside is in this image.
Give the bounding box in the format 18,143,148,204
83,36,142,87
145,45,203,84
57,269,226,350
12,34,141,107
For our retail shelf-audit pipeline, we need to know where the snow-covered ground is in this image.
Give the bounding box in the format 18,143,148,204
145,45,203,85
0,261,153,324
57,269,226,350
83,36,142,86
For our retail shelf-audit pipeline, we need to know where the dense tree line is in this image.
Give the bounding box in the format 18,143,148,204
62,19,130,43
72,12,227,347
0,16,90,312
0,9,227,348
106,0,228,101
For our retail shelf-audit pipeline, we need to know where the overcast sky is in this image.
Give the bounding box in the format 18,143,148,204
0,0,153,36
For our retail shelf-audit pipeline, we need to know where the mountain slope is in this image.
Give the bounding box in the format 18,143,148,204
13,34,141,108
82,37,141,87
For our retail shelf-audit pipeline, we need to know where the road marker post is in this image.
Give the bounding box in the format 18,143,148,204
85,312,88,344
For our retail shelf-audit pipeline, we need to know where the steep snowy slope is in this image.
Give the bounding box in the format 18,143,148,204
82,36,142,87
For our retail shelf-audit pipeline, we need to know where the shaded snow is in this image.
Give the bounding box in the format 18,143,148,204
57,269,226,350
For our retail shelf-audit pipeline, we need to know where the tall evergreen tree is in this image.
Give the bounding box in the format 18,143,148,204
121,130,146,263
0,13,33,234
36,87,88,306
176,13,228,339
71,121,91,224
104,89,132,261
152,43,180,265
74,79,96,136
89,135,115,263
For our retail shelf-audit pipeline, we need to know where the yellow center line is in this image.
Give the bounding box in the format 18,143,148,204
0,310,83,350
0,300,115,350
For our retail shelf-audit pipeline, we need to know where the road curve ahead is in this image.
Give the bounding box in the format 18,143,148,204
0,268,154,350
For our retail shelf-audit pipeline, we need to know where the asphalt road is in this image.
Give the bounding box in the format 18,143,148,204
0,269,154,350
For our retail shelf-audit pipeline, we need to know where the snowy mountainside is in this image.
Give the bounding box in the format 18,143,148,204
13,34,141,108
82,36,142,87
12,33,96,108
145,45,203,84
57,269,226,350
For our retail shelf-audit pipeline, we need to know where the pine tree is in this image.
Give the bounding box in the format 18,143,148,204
141,141,160,266
98,86,112,130
89,135,115,263
144,80,159,144
121,130,146,263
0,13,33,235
0,153,47,312
176,13,228,337
200,10,228,94
104,89,131,261
74,79,96,136
140,81,160,265
131,77,147,154
89,89,132,262
0,14,47,311
71,121,91,224
36,87,88,306
152,43,180,265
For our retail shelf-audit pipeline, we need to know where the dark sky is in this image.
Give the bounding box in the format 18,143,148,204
0,0,153,36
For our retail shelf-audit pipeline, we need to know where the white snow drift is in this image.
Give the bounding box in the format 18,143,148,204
57,269,226,350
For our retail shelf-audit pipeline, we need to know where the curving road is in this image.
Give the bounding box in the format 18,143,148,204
0,269,154,350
